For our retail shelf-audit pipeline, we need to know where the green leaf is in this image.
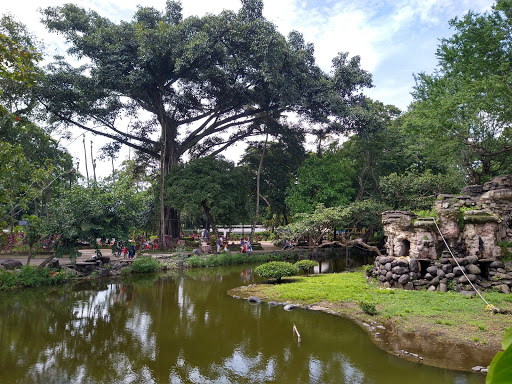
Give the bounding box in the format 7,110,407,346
502,326,512,351
486,347,512,384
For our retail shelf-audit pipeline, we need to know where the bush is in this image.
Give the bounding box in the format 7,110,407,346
131,256,160,273
294,260,318,276
0,269,17,289
0,266,68,290
359,300,377,316
254,261,298,283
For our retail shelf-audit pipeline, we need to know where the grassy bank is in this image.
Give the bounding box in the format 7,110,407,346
228,270,512,354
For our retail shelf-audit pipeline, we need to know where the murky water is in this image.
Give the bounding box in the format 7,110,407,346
0,266,484,383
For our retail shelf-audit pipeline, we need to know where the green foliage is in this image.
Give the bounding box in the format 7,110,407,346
286,151,355,214
45,178,150,256
254,261,298,283
412,210,438,218
278,199,389,245
359,300,377,316
40,1,373,240
380,170,462,211
294,260,318,276
130,256,160,274
186,252,286,268
0,269,17,289
409,6,512,184
239,135,307,227
486,326,512,384
166,156,246,230
0,266,67,290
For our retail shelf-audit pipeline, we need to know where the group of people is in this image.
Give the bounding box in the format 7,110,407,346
240,237,253,253
115,243,135,259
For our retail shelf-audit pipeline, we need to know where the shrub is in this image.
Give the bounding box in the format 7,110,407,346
359,300,377,316
0,266,69,289
254,261,298,283
294,260,318,276
131,256,160,273
0,269,17,289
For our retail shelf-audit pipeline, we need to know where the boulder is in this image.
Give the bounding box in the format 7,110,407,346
283,304,296,311
490,261,505,269
439,283,448,292
458,274,477,283
409,259,419,272
495,284,511,294
436,270,445,279
99,268,111,277
48,258,60,268
442,264,453,274
453,266,466,276
193,248,202,256
398,274,410,285
247,296,261,304
391,266,409,275
465,264,481,275
466,256,479,265
1,259,23,270
426,266,438,275
397,259,409,267
403,282,414,290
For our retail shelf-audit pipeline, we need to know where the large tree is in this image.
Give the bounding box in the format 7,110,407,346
165,156,246,237
39,0,372,247
239,128,307,228
410,3,512,184
285,149,355,214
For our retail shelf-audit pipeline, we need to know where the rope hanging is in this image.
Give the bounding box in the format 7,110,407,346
430,217,497,312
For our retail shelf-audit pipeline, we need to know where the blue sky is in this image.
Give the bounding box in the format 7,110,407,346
1,0,495,175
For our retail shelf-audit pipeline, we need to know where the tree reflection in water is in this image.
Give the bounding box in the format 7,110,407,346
0,267,484,384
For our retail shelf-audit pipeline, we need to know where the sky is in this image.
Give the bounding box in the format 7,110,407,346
1,0,495,178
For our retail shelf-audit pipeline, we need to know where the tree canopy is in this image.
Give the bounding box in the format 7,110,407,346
39,0,373,244
409,3,512,184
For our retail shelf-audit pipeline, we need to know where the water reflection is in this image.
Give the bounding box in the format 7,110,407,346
0,266,484,384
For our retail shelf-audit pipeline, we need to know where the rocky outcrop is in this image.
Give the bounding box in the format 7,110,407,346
377,175,512,292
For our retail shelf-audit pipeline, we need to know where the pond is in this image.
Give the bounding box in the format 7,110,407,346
0,265,484,383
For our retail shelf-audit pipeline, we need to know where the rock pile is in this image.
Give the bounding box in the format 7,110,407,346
372,254,512,293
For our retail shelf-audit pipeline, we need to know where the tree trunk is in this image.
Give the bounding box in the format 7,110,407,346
201,200,218,238
251,134,268,243
159,120,181,248
27,244,32,266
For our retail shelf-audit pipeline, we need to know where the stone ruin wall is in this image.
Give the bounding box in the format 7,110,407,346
373,175,512,294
